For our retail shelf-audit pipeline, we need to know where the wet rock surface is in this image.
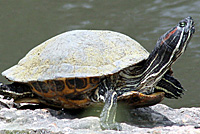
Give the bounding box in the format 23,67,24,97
0,99,200,134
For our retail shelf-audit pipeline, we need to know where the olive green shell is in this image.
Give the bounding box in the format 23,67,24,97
2,30,149,82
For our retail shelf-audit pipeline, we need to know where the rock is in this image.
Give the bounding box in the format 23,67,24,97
0,99,200,134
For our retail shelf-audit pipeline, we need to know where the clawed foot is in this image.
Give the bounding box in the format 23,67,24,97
0,99,20,109
0,82,19,108
100,122,122,131
0,83,20,108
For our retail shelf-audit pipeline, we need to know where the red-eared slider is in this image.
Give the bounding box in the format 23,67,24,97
0,17,195,130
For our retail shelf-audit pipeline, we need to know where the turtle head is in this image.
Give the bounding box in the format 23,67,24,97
144,17,195,75
138,17,195,95
156,16,195,62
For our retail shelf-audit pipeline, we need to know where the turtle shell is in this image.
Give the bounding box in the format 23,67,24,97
2,30,149,82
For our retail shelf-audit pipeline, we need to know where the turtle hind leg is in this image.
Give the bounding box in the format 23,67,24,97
100,90,122,130
0,82,34,101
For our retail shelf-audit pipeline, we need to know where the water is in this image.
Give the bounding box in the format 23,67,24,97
0,0,199,108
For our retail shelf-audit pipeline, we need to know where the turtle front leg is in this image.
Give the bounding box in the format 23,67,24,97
100,90,122,130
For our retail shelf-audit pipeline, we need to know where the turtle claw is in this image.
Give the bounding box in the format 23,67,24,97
100,122,122,131
0,99,20,109
0,100,10,108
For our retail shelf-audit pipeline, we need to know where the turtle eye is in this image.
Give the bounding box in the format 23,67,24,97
179,22,187,27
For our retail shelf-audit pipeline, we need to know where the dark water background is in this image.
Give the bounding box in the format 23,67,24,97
0,0,199,109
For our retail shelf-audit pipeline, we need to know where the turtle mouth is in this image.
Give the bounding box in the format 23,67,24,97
190,17,195,34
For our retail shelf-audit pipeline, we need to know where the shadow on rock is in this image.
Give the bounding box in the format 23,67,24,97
114,102,175,128
18,103,86,119
127,107,174,127
18,102,176,128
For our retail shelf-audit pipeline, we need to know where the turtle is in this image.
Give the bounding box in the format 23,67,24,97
0,16,195,130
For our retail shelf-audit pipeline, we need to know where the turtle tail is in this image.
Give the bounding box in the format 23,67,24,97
154,74,185,99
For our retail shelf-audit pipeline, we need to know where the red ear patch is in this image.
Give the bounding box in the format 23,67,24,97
161,28,177,45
